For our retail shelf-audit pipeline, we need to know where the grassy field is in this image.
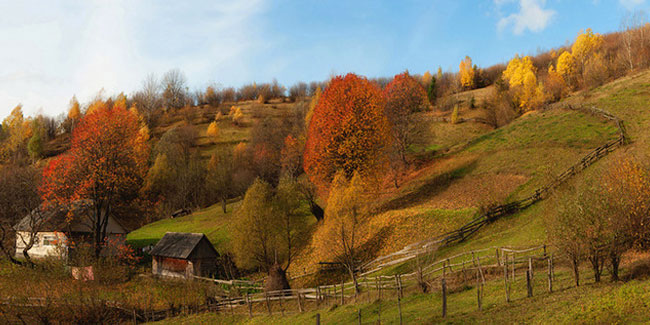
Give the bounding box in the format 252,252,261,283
126,201,241,252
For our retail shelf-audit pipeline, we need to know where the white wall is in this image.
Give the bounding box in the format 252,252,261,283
15,231,67,259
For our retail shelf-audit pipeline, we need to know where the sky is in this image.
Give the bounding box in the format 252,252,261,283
0,0,647,118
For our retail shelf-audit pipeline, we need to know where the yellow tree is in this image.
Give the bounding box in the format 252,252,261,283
304,86,321,129
459,56,475,89
421,71,432,85
1,105,32,163
314,171,366,293
556,51,576,79
206,121,219,143
571,28,604,71
68,96,81,132
502,55,546,112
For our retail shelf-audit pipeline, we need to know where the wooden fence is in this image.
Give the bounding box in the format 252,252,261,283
193,245,551,323
359,105,626,275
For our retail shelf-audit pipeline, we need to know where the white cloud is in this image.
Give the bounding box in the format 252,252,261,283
0,0,269,118
620,0,646,10
496,0,556,35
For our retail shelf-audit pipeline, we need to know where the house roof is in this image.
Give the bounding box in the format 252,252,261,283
13,200,128,234
150,232,219,260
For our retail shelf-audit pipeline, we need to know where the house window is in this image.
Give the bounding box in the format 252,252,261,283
42,235,57,246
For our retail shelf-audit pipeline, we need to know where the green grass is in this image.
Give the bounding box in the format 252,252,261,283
127,201,241,252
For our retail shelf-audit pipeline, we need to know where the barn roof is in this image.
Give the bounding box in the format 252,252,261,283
150,232,218,260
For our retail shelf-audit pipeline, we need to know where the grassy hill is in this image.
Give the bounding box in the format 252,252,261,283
128,84,620,283
150,69,650,324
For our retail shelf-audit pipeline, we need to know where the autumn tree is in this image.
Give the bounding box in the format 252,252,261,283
280,135,303,178
304,86,321,130
383,72,429,185
206,121,219,144
146,125,207,213
304,73,390,189
206,148,235,213
459,56,476,89
66,96,82,132
502,55,547,112
1,105,32,164
314,171,366,293
40,103,148,258
232,177,308,279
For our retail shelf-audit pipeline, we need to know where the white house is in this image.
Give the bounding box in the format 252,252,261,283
14,201,128,260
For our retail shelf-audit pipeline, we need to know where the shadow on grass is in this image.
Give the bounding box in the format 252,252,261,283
378,159,478,213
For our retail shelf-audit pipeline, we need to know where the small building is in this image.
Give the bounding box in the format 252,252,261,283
150,232,219,279
14,201,128,260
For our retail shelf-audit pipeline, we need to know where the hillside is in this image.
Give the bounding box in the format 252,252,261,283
150,68,650,325
129,82,619,283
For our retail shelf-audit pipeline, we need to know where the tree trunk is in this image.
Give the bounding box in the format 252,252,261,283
348,268,360,294
610,252,620,282
309,202,324,221
572,257,580,287
221,198,227,213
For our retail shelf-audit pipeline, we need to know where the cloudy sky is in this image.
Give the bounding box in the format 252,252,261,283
0,0,646,118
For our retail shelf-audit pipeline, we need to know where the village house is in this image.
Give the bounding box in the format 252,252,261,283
14,201,128,260
150,232,219,279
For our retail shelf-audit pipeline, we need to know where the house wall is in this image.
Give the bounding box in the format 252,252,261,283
15,232,126,259
15,231,67,259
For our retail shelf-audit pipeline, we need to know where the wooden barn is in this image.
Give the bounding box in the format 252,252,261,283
150,232,219,279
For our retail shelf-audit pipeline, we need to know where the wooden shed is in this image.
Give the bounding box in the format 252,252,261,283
150,232,219,279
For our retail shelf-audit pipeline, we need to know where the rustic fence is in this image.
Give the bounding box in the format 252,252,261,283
359,105,626,275
190,245,551,324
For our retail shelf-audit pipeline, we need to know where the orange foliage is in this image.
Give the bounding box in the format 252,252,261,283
40,103,148,255
303,73,390,189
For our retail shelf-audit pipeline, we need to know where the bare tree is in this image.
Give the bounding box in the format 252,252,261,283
620,11,648,71
132,73,162,125
0,165,42,266
162,69,190,110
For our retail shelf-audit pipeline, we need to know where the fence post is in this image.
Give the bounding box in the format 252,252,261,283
496,248,501,266
247,293,253,318
265,292,272,315
376,277,382,301
547,256,553,293
512,252,517,281
526,270,533,297
279,292,284,316
398,275,404,298
529,257,534,279
441,277,447,318
394,275,400,299
503,257,510,303
298,290,304,313
341,280,345,305
316,313,321,325
398,297,403,325
229,298,234,316
476,268,482,311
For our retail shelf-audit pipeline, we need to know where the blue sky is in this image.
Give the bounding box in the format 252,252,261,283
0,0,646,117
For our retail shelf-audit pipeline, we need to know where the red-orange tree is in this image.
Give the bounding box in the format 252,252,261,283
383,72,429,165
303,73,390,189
40,102,148,258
